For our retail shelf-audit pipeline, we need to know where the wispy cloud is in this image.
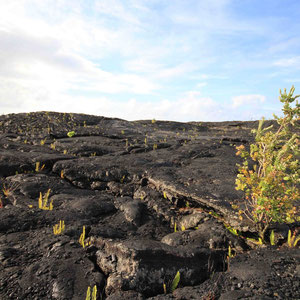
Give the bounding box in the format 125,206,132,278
273,56,300,68
284,78,300,83
232,94,266,108
196,82,207,88
94,0,142,25
169,1,234,29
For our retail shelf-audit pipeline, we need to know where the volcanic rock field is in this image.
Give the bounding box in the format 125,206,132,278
0,111,299,300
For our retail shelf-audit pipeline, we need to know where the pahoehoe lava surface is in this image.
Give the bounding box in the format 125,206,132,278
0,111,299,300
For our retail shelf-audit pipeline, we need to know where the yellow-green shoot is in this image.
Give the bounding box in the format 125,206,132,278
79,226,86,248
53,220,65,235
85,285,97,300
171,271,180,292
38,189,53,210
287,229,300,248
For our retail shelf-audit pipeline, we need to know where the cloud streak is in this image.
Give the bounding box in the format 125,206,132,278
273,56,300,68
232,95,266,108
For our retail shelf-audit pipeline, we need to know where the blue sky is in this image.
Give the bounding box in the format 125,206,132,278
0,0,299,121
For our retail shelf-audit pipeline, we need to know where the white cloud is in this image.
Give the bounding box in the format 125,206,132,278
190,74,229,81
123,58,163,73
232,94,266,108
157,63,198,79
196,82,207,88
268,37,300,54
94,0,141,25
273,56,300,68
106,92,219,122
168,0,263,36
124,58,199,81
284,78,300,83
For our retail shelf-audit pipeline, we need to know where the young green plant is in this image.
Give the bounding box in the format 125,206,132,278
53,220,65,235
163,271,180,294
226,245,235,271
35,162,45,172
79,226,86,248
67,131,75,138
171,271,180,292
287,229,300,248
85,285,97,300
38,189,53,210
224,223,239,237
270,230,275,246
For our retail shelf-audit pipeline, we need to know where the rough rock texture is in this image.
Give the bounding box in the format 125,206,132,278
0,111,299,300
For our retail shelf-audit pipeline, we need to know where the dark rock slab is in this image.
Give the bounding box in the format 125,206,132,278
91,237,226,297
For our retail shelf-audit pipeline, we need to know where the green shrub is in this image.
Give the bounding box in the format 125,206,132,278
235,86,299,243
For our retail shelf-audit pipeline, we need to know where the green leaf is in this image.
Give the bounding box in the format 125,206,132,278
171,271,180,292
288,230,292,247
92,285,97,300
293,236,300,247
67,131,76,138
85,286,91,300
270,230,275,246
